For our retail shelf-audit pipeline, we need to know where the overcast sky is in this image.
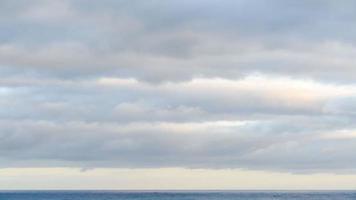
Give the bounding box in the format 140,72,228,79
1,0,356,189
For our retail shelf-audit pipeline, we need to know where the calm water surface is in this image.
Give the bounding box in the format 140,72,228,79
0,191,355,200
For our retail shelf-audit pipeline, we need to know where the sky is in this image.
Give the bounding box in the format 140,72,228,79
1,0,356,190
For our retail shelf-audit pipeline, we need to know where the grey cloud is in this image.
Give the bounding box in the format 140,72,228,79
1,0,356,173
324,97,356,116
1,0,356,82
0,77,332,123
1,117,356,172
1,76,356,172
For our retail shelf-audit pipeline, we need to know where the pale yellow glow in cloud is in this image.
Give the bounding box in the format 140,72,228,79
322,130,356,140
1,168,356,190
96,75,356,108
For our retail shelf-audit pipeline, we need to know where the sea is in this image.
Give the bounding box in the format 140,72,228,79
0,191,356,200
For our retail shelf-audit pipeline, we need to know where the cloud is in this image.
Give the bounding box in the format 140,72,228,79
1,0,356,173
2,75,352,123
1,117,356,172
1,0,356,82
1,75,356,172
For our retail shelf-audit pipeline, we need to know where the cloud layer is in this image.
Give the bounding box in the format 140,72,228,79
1,0,356,173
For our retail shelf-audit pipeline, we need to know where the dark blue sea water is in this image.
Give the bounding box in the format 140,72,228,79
0,191,355,200
0,191,356,200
